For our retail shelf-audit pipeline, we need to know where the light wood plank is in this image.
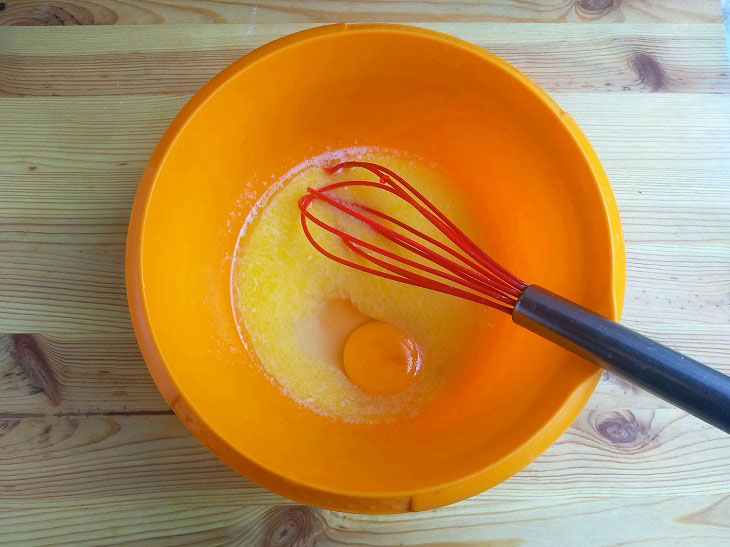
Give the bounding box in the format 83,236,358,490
2,94,728,175
0,249,129,333
0,326,727,416
0,501,278,546
2,165,727,239
0,0,722,26
3,24,729,96
0,416,285,519
2,495,729,545
0,411,727,508
4,22,727,55
0,333,166,414
316,495,730,545
623,243,730,326
1,95,728,333
0,171,138,218
610,163,730,243
0,95,187,175
2,241,728,333
1,388,729,540
555,93,730,162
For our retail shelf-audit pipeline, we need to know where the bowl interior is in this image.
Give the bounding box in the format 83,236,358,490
135,26,621,502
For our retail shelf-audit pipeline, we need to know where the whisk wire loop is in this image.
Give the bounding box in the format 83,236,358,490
298,161,527,313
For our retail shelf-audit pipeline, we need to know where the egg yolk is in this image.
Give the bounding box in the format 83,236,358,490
342,321,420,394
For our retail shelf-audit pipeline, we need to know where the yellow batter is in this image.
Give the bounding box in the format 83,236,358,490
232,149,487,422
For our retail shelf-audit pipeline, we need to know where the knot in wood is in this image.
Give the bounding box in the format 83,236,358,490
632,52,666,91
595,411,648,446
263,506,318,547
577,0,614,11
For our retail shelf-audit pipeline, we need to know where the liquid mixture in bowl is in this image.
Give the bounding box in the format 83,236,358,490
232,149,490,422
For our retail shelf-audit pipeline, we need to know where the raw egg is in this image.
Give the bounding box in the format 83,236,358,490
343,321,420,395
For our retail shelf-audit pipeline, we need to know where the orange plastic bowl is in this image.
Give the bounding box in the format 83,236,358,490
126,24,625,513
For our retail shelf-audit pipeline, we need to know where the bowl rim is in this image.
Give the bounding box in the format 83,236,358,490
126,22,626,511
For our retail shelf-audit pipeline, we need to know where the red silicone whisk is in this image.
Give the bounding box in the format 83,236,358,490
298,161,730,434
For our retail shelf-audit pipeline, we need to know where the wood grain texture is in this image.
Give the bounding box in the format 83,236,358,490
0,333,166,413
0,249,129,333
0,0,723,26
3,496,730,546
0,409,725,501
2,94,728,333
315,495,730,545
2,93,728,176
0,411,729,544
1,1,730,544
3,24,730,96
1,329,728,417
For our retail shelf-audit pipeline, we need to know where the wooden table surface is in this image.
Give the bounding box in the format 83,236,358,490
2,1,730,545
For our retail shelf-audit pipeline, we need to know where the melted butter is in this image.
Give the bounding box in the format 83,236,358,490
232,148,486,422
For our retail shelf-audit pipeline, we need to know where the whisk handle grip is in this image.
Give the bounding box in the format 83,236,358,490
513,285,730,434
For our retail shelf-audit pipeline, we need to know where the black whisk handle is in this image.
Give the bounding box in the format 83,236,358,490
513,285,730,434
